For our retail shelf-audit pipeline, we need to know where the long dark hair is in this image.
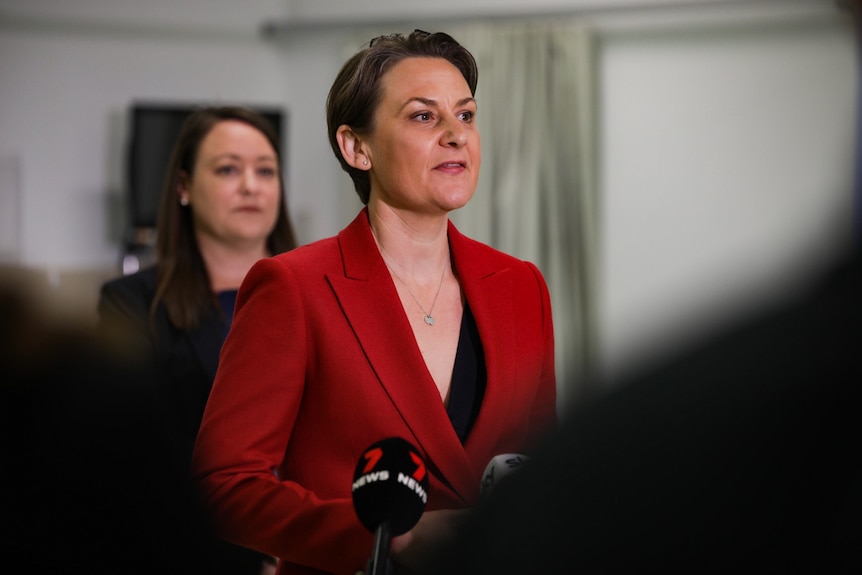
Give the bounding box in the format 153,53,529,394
325,29,479,205
152,105,297,331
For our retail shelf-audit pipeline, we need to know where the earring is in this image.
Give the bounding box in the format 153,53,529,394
363,160,368,166
180,197,189,206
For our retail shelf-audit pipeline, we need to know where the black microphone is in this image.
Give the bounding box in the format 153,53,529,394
480,453,530,498
352,437,429,575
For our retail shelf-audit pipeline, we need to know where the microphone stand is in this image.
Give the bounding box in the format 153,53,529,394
367,521,393,575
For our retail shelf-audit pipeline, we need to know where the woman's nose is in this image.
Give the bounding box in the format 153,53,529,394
241,168,258,194
441,118,467,147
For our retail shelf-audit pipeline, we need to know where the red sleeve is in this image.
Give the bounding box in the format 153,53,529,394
190,256,373,574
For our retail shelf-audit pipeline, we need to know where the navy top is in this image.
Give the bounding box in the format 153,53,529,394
447,302,486,443
216,290,239,342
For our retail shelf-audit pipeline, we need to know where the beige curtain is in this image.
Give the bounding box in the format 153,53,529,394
449,21,600,414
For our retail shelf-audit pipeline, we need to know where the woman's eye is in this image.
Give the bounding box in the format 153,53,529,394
258,166,277,177
414,112,432,122
216,165,238,175
459,111,475,123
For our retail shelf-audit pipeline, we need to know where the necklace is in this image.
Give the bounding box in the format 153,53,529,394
382,257,447,326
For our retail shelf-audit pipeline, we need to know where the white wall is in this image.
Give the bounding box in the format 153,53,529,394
0,0,856,379
0,30,290,267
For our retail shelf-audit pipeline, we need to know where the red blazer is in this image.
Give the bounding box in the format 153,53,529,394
191,209,557,575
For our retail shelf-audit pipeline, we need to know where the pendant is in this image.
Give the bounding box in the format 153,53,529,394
424,315,434,326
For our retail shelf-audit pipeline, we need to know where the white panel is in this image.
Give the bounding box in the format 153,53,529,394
0,156,21,263
597,17,857,380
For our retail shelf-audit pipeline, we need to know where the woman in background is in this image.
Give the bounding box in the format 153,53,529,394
99,105,297,575
191,31,557,574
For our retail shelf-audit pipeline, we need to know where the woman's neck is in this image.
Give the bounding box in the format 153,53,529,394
367,203,450,279
196,233,269,292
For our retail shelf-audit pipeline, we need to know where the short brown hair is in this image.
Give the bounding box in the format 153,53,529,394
325,30,479,205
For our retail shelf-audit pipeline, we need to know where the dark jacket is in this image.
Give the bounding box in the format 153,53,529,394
98,267,270,575
99,266,226,454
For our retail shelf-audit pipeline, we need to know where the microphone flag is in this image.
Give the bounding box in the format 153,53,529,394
351,436,428,536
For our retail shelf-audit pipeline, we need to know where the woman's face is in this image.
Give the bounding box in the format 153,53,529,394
365,56,480,214
181,120,281,249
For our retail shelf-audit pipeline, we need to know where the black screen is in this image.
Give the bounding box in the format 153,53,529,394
127,102,285,230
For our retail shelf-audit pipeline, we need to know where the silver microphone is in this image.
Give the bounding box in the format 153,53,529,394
480,453,530,497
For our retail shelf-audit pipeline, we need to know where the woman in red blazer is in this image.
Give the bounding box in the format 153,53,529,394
191,30,557,575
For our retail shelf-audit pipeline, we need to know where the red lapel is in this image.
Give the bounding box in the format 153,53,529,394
326,210,519,503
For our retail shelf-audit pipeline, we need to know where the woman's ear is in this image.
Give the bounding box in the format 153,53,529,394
337,125,370,170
